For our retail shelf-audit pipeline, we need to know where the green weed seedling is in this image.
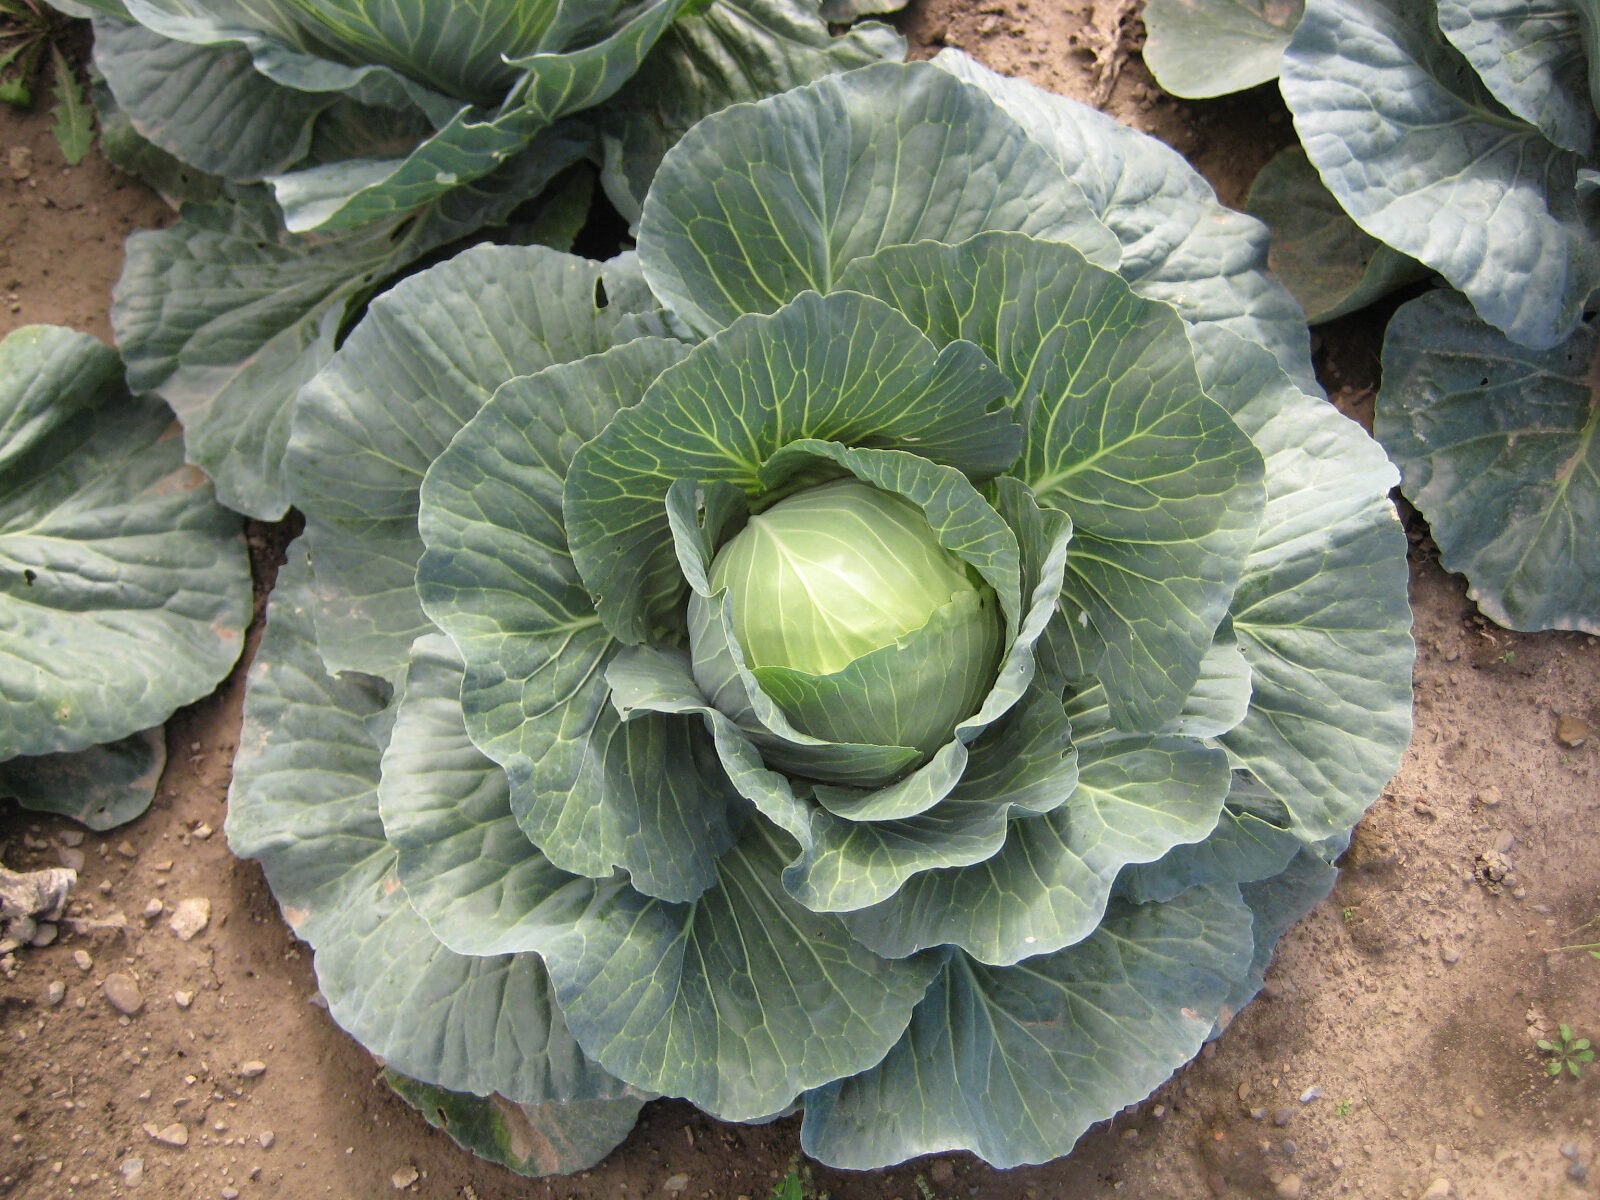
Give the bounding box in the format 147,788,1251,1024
1537,1024,1594,1079
771,1160,827,1200
1550,913,1600,963
0,1,92,162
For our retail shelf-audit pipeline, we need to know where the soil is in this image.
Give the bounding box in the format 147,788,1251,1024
2,5,1598,1200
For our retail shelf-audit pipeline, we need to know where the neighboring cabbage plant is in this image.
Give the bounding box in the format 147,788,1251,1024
0,326,251,829
1141,0,1600,633
226,58,1414,1174
84,0,904,517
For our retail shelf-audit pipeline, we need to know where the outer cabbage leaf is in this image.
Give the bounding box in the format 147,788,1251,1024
1375,289,1599,632
226,547,638,1107
417,340,744,901
269,0,692,232
636,60,1120,338
1245,146,1428,323
291,246,668,678
930,50,1316,392
1436,0,1597,154
373,642,941,1125
0,728,166,831
113,133,591,520
837,233,1266,731
0,326,249,761
597,0,906,224
386,1073,645,1178
1142,0,1303,98
801,884,1255,1168
1281,0,1600,349
1190,324,1414,843
98,0,691,231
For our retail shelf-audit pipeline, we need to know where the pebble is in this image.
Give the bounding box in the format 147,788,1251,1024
30,923,56,947
239,1060,267,1079
45,980,65,1006
116,841,137,859
192,822,213,841
1273,1108,1294,1127
1275,1175,1302,1199
120,1157,143,1186
1561,1142,1580,1161
258,1131,275,1149
1299,1086,1322,1104
1571,1164,1589,1183
141,899,163,920
663,1174,690,1193
1477,786,1502,807
1555,715,1593,747
222,1189,239,1200
103,973,144,1015
1494,830,1516,853
1419,1180,1451,1200
391,1165,418,1190
173,990,194,1008
168,898,211,942
1440,945,1460,965
58,830,85,848
929,1160,956,1186
73,950,93,972
144,1123,188,1147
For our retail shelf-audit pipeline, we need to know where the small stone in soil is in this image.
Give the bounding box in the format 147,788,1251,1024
120,1157,143,1186
103,973,144,1015
1419,1180,1451,1200
58,830,84,848
72,949,92,971
141,899,163,919
1555,714,1593,747
1561,1143,1580,1161
29,923,56,947
145,1123,188,1147
116,841,137,859
222,1189,239,1200
167,898,210,941
258,1131,275,1149
192,823,213,841
1299,1086,1322,1103
1571,1164,1589,1183
1440,945,1461,965
45,980,65,1005
173,990,194,1008
663,1173,690,1193
1274,1175,1302,1200
238,1060,266,1079
1273,1108,1293,1127
930,1160,956,1186
391,1165,419,1190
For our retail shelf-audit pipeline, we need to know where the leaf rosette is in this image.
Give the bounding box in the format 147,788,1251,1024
228,58,1414,1171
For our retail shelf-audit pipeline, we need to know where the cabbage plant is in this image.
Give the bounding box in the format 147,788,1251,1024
85,0,904,518
1141,0,1600,633
0,325,251,828
226,57,1414,1174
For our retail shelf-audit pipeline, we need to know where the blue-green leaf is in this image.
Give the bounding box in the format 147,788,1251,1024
838,233,1265,731
0,326,249,760
1281,0,1600,349
802,885,1255,1168
289,246,667,676
1375,289,1599,633
637,60,1118,338
418,339,740,900
1141,0,1303,98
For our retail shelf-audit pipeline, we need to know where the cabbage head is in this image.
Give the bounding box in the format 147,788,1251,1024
226,57,1415,1174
